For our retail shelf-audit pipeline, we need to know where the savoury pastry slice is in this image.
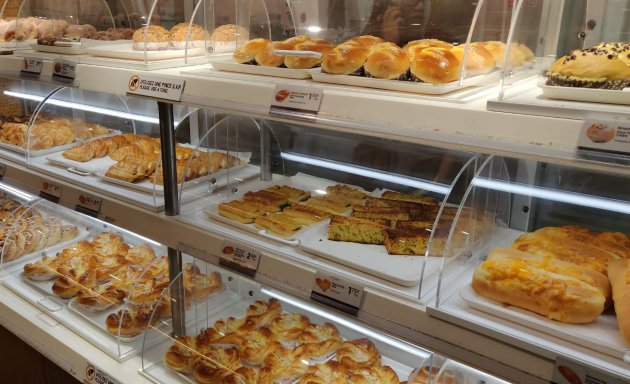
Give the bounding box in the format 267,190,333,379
218,200,264,224
306,196,351,214
264,185,311,203
243,190,289,211
282,204,331,225
254,213,302,238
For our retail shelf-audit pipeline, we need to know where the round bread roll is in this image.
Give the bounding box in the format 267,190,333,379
349,34,385,47
410,47,461,84
132,25,171,51
322,42,370,75
449,42,495,75
211,24,249,43
284,38,333,69
256,39,301,67
482,41,525,68
546,47,630,89
513,43,535,62
403,39,453,52
364,42,410,79
233,38,270,64
282,35,310,47
170,22,209,49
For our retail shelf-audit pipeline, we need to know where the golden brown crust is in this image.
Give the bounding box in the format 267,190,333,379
327,215,389,244
246,298,282,326
240,327,282,366
299,360,349,384
170,22,209,42
233,38,270,64
364,42,410,80
218,200,264,224
163,336,199,373
483,41,525,68
449,43,495,75
193,347,242,384
350,35,385,47
268,313,311,345
410,47,461,84
259,346,309,384
350,365,399,384
296,322,342,362
306,196,351,214
351,205,411,221
472,258,605,323
535,227,630,259
282,204,331,225
322,43,369,75
254,213,302,238
548,47,630,86
264,185,311,203
608,259,630,346
285,39,334,69
336,338,381,370
403,39,454,53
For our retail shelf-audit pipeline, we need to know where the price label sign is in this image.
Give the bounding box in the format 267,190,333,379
126,74,185,102
20,57,43,79
83,361,120,384
269,84,323,121
39,180,62,203
75,193,102,218
219,240,261,277
552,357,626,384
578,119,630,156
310,271,364,316
52,59,77,84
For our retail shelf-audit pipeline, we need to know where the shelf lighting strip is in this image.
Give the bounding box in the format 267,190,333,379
474,177,630,214
3,90,168,125
280,152,451,195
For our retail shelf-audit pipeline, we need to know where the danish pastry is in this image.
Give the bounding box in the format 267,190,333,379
299,360,349,384
223,367,259,384
350,365,399,384
193,347,242,384
404,366,462,384
240,327,282,366
23,255,61,281
245,298,282,326
268,313,311,346
296,322,342,362
336,338,381,370
52,254,98,299
164,335,200,373
259,346,309,384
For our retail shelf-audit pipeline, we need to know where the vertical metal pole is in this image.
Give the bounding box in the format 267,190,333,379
157,101,185,337
260,123,272,181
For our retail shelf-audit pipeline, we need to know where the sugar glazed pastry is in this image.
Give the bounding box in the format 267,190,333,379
170,22,210,49
546,44,630,89
132,25,171,51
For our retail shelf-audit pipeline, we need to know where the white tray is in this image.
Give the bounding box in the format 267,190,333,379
460,284,629,361
310,69,501,95
86,42,205,61
203,173,364,246
209,55,314,79
30,43,87,55
539,81,630,105
47,151,116,174
299,220,443,287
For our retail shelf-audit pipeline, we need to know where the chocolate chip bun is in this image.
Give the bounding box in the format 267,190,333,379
546,46,630,89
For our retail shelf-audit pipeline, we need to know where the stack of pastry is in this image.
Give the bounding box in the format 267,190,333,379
23,232,224,338
546,42,630,89
0,115,110,151
62,133,242,184
163,298,409,384
0,198,79,263
321,36,534,84
472,225,630,344
217,184,367,238
233,36,334,69
327,191,453,256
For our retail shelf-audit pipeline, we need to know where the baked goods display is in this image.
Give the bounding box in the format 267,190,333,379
327,191,452,256
61,133,243,185
162,298,427,384
216,183,367,238
132,23,210,51
472,225,630,330
0,198,79,264
546,42,630,89
0,115,111,152
210,24,249,53
22,231,224,338
233,36,333,69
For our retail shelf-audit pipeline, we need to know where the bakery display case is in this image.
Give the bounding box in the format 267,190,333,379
432,155,630,380
178,114,482,301
490,0,630,118
0,77,201,211
140,258,511,384
78,0,205,70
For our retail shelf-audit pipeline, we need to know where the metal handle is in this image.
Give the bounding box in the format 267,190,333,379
274,49,322,59
67,167,92,176
258,229,300,246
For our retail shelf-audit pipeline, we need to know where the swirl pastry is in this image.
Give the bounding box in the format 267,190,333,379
23,255,61,281
322,42,370,75
183,265,223,303
336,338,381,370
296,322,342,362
259,346,309,384
93,253,128,284
350,365,400,384
300,360,349,384
163,335,200,374
224,367,259,384
105,298,167,338
268,313,311,347
52,254,98,299
240,326,282,366
245,298,282,326
196,317,255,350
193,347,242,384
75,266,143,311
364,42,410,80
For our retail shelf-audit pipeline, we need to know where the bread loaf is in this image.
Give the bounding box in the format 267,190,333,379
410,47,461,84
608,259,630,346
472,257,605,323
364,42,409,80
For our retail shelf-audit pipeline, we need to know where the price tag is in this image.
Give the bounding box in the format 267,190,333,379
0,163,6,180
20,57,43,79
83,361,120,384
578,119,630,156
218,240,261,277
269,84,323,121
126,74,185,102
75,193,102,218
52,59,77,84
39,180,62,203
310,271,364,316
552,357,626,384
